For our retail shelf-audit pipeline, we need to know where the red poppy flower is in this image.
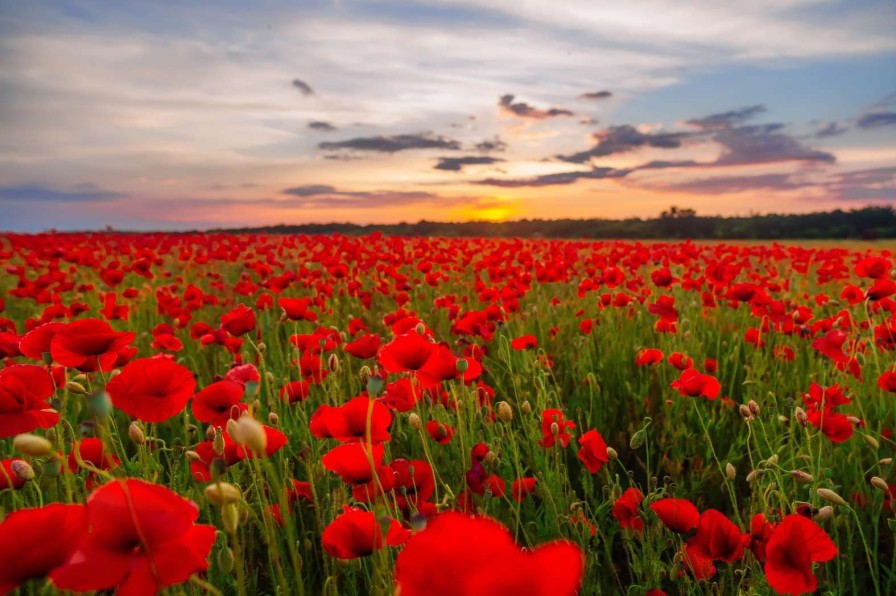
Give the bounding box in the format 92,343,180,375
668,352,694,370
635,348,663,366
855,256,891,279
321,442,385,485
577,429,609,474
394,512,584,596
670,368,721,400
310,396,392,443
280,380,310,403
220,304,256,336
50,318,135,372
344,333,381,359
763,514,836,595
235,424,288,459
811,329,850,363
17,321,66,361
191,380,246,427
277,297,317,322
106,357,196,422
0,503,86,593
650,498,700,533
539,408,575,448
389,458,435,512
416,345,483,388
377,332,437,373
512,477,537,502
426,420,455,445
50,479,216,595
225,363,260,388
321,506,409,560
748,513,776,563
612,488,644,531
511,334,538,350
189,432,243,481
0,364,58,438
686,509,744,563
877,371,896,393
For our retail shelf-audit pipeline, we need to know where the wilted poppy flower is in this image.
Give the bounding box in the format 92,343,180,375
321,506,409,560
106,357,195,422
50,478,216,595
220,304,256,336
394,512,584,596
577,429,609,474
539,408,575,448
0,503,86,593
650,498,700,533
310,396,392,443
612,488,644,531
50,318,135,372
671,368,721,400
686,509,744,563
191,380,246,427
763,514,836,595
0,364,58,437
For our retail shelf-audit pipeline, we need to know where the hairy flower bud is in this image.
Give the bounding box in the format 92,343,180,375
863,435,880,449
816,487,847,507
232,415,267,454
11,459,35,481
496,401,513,422
521,400,532,415
814,506,834,521
791,470,813,484
205,482,242,506
725,463,736,480
870,476,889,492
748,400,761,416
794,407,808,426
13,433,53,457
408,413,422,430
128,421,146,445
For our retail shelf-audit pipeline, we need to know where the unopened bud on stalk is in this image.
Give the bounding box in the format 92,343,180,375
748,400,761,416
268,412,279,426
725,463,736,480
816,488,847,507
71,373,88,384
739,404,753,420
871,476,889,492
408,413,422,430
128,421,145,445
880,457,893,465
204,482,242,506
863,435,880,449
213,427,226,456
484,451,497,465
746,469,763,482
13,434,53,457
415,323,426,335
777,415,789,423
606,447,618,460
328,353,340,373
232,415,267,454
205,425,216,442
65,381,87,395
257,341,266,353
496,401,513,422
265,371,275,385
629,429,646,449
794,407,808,426
11,460,35,481
358,366,371,385
222,503,240,533
814,506,834,521
791,470,813,484
217,547,235,573
185,450,202,462
551,422,560,437
765,454,779,467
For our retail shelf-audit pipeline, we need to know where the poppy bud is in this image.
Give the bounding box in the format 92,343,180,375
265,371,275,385
366,374,385,397
233,415,267,454
128,421,145,445
551,422,560,437
268,412,279,426
484,451,497,465
185,450,202,461
765,454,779,467
205,482,242,506
725,463,736,480
777,415,789,423
415,323,426,335
358,366,371,384
217,547,235,573
794,407,808,426
606,447,618,460
814,506,833,521
213,427,226,456
521,400,532,415
328,353,340,373
816,488,847,506
630,429,646,449
408,413,422,430
746,469,763,482
257,342,266,353
863,435,880,449
748,400,760,416
222,503,240,533
871,476,889,492
13,433,53,457
739,404,752,420
71,373,88,384
880,457,893,465
496,401,513,422
65,381,87,395
791,470,813,484
11,460,35,481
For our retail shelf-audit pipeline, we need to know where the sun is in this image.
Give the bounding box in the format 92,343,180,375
457,197,520,222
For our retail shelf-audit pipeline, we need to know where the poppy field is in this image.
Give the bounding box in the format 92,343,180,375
0,232,894,595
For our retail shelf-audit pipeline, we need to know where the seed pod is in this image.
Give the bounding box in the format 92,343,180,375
870,477,889,492
816,488,847,507
456,358,469,373
13,434,54,457
415,323,426,335
408,413,422,430
205,482,242,506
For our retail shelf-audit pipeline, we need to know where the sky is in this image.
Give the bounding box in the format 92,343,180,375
0,0,895,231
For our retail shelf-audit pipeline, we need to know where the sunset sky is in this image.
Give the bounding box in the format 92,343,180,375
1,0,895,231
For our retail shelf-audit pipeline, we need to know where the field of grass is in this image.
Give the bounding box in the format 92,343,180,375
0,232,893,595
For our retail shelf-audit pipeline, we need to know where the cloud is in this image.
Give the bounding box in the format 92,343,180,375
555,125,690,163
434,156,505,172
308,121,337,132
0,183,126,202
856,112,896,129
685,105,767,130
815,121,849,138
291,79,315,96
319,133,461,153
474,166,630,187
474,137,508,153
498,94,575,119
283,184,337,196
277,184,469,208
578,91,613,100
650,173,813,195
